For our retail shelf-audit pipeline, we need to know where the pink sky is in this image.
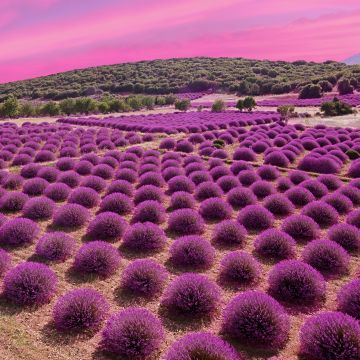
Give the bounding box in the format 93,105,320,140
1,0,360,83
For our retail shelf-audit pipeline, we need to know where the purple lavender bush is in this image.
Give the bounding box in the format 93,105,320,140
169,236,215,270
299,311,360,360
221,290,290,350
254,229,296,261
212,220,247,247
161,273,220,319
3,262,57,306
121,259,168,298
52,203,90,229
35,232,75,262
53,288,109,332
168,209,205,236
237,205,274,232
73,241,121,278
0,217,39,247
101,307,165,359
268,260,326,307
219,251,261,288
165,332,242,360
302,239,350,277
337,279,360,320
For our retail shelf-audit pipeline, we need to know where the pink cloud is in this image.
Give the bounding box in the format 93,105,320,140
0,1,360,83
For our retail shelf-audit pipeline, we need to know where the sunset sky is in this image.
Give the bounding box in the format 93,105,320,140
1,0,360,83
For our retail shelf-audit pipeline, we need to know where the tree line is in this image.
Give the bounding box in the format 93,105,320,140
0,94,177,119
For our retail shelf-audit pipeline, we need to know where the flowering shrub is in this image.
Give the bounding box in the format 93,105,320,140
328,223,360,253
68,186,100,208
3,262,57,306
121,259,168,298
99,193,133,216
219,251,261,288
299,311,360,360
302,201,338,228
268,260,326,307
226,186,256,208
0,217,39,247
165,332,241,360
169,191,195,210
337,279,360,320
221,291,290,350
169,236,215,270
199,197,232,222
212,220,247,247
133,185,163,205
323,193,353,215
86,212,127,242
194,181,223,201
53,204,90,229
161,273,220,319
0,191,29,212
281,214,319,242
132,200,166,224
36,232,75,262
73,241,121,278
122,222,166,252
237,205,274,232
101,307,165,359
168,209,205,235
53,288,109,332
254,229,296,261
302,239,350,276
0,249,11,276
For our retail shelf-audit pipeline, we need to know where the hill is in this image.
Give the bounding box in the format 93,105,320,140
0,57,358,100
344,54,360,65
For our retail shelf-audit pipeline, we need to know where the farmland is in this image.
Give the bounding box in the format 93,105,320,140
0,105,359,360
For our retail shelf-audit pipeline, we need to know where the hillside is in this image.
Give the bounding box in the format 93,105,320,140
344,54,360,65
0,57,358,100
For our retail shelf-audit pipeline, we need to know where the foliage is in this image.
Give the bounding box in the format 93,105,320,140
211,99,226,112
299,84,322,99
0,57,349,100
174,99,191,111
321,98,355,116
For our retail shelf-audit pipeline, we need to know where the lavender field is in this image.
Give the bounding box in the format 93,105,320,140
0,111,358,360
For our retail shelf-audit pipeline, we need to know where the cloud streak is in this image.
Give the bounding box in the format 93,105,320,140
0,0,359,83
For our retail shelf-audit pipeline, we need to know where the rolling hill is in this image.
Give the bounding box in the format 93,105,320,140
0,57,358,100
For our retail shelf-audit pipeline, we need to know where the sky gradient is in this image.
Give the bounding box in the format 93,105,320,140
1,0,360,83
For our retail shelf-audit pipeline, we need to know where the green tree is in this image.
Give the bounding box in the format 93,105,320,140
338,79,354,95
237,80,250,95
321,98,354,117
211,99,225,112
155,96,166,106
59,98,76,115
0,96,19,118
164,94,177,105
127,96,142,111
20,102,36,117
318,80,333,92
75,97,97,114
299,84,322,99
175,99,191,111
41,101,61,116
243,96,256,111
236,99,245,111
277,105,295,124
97,101,110,113
108,98,130,112
142,96,155,110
